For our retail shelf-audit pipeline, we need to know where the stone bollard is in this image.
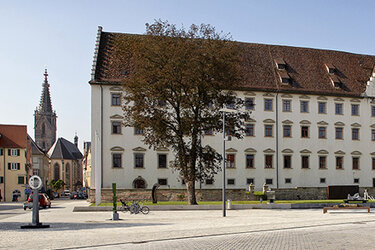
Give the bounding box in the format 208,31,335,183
262,183,268,193
248,183,255,193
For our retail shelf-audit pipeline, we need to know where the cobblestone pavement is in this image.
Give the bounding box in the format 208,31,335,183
1,200,375,249
86,220,375,250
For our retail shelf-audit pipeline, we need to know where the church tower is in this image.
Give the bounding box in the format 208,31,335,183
34,69,57,151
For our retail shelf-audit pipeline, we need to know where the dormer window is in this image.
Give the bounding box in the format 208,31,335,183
325,63,335,74
278,71,290,85
275,58,286,70
330,75,341,88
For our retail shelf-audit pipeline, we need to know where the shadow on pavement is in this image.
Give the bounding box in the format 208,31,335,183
0,221,169,231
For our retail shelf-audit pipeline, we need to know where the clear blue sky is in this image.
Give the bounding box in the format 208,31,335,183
1,0,374,151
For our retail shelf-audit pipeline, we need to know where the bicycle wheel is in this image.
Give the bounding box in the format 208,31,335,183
141,206,149,214
121,205,129,213
129,205,138,214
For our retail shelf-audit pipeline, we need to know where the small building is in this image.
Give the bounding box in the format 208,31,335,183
82,142,92,190
0,125,28,201
27,135,49,188
47,137,83,192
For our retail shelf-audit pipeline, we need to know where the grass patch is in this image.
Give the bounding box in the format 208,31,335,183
90,199,374,206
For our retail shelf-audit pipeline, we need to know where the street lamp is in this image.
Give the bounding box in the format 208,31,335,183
221,108,236,217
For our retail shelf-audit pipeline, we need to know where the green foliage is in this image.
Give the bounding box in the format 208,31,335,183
49,179,65,192
121,20,249,205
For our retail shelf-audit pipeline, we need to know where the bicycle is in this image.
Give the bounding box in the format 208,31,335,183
119,199,149,214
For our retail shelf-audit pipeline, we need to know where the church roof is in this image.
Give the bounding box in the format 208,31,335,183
27,135,45,155
0,124,27,148
90,28,375,97
47,137,83,160
38,69,54,113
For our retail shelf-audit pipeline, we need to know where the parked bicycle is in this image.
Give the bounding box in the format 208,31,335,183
120,199,149,214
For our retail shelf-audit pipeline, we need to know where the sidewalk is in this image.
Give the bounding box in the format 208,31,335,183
1,200,375,249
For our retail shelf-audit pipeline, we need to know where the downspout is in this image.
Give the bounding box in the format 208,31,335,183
275,92,279,189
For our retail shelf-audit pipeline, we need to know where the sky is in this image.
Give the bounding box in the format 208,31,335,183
1,0,374,151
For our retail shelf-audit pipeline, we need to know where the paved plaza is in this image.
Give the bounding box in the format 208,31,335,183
1,200,375,249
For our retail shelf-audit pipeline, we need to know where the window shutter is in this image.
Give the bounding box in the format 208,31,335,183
17,149,20,156
8,163,11,170
8,149,11,156
17,163,20,170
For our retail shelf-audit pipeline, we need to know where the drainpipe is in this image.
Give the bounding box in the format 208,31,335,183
275,92,279,189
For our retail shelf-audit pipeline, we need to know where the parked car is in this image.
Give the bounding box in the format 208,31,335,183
61,190,70,197
23,193,51,210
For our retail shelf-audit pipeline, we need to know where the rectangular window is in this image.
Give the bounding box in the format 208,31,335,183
226,154,235,168
336,156,343,169
205,179,214,185
285,178,292,184
245,98,255,110
17,176,24,184
265,155,273,168
8,163,20,170
335,127,343,139
318,127,326,139
32,169,39,176
372,130,375,141
301,156,309,169
352,157,360,170
227,179,235,185
351,104,359,116
354,178,360,184
158,178,168,185
111,93,121,106
265,178,273,185
134,127,143,135
0,176,3,183
352,128,359,140
245,124,254,136
318,102,326,114
0,149,3,156
247,178,254,185
301,126,309,138
264,99,273,111
300,101,309,113
112,121,121,134
283,155,291,168
246,154,254,168
134,153,144,168
319,156,327,169
372,106,375,117
9,149,20,156
335,103,343,115
112,154,122,168
158,154,167,168
373,158,375,170
320,178,326,184
283,125,291,137
282,100,291,112
265,125,273,137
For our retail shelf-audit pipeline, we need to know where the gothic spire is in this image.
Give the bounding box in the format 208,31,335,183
39,69,53,113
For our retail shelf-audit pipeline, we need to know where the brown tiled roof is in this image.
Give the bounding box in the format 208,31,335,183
0,124,27,148
90,31,375,97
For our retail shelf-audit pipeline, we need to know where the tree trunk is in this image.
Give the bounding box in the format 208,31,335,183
186,180,198,205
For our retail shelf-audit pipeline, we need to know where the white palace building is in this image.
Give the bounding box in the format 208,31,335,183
89,27,375,202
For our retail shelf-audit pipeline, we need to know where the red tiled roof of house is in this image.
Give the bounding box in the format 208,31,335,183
0,124,27,148
90,31,375,97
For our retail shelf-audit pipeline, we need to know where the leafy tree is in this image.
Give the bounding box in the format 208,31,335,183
121,20,249,204
49,179,65,192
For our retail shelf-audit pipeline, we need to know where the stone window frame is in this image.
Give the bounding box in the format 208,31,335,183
318,102,327,114
351,128,360,141
265,154,273,169
265,178,273,185
300,100,309,113
245,154,255,169
351,104,360,116
245,97,255,110
157,154,168,169
111,92,121,106
372,157,375,170
352,157,360,170
245,123,255,137
226,153,236,168
335,156,344,170
301,126,309,138
264,98,273,111
112,153,122,168
372,105,375,117
318,155,327,169
354,178,360,184
264,124,273,137
134,153,145,169
335,103,344,115
158,178,168,186
246,178,254,185
283,155,292,169
227,178,235,185
320,178,326,184
111,120,122,135
301,155,310,169
285,178,292,184
318,126,327,139
371,129,375,141
283,125,292,138
282,99,292,112
17,176,25,185
335,127,344,140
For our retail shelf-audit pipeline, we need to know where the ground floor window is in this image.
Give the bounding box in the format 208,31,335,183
265,178,273,185
247,178,254,185
17,176,24,184
158,178,168,185
227,179,235,185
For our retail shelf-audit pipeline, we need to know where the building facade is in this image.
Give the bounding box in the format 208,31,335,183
89,27,375,201
34,69,57,152
82,142,92,190
0,125,28,201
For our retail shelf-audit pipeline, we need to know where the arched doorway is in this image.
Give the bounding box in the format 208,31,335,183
133,177,147,189
54,163,60,180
